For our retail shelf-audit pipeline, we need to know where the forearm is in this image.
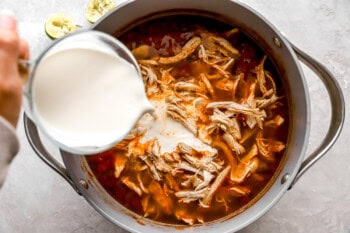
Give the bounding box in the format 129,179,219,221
0,116,19,188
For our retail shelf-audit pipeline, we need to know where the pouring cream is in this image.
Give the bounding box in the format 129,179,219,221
31,47,153,154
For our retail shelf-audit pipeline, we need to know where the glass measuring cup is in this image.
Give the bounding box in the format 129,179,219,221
21,30,154,155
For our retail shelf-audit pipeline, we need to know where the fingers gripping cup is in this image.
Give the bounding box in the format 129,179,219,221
22,31,154,155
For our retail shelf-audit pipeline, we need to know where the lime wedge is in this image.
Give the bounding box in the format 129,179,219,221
85,0,116,23
45,13,77,39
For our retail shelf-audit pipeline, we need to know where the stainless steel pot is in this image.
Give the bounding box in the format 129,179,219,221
24,0,345,232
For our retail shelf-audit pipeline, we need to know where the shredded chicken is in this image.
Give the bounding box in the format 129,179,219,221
207,101,267,129
114,153,127,178
159,37,202,64
201,165,231,207
97,26,288,225
256,132,285,162
121,177,142,196
230,144,259,183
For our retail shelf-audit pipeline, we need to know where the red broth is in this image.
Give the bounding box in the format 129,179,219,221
87,15,289,225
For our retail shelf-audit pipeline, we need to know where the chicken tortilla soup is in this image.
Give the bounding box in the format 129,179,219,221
86,15,289,225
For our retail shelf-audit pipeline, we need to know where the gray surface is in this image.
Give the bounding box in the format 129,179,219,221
0,0,349,232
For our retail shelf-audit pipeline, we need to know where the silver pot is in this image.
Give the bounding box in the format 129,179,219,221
24,0,345,232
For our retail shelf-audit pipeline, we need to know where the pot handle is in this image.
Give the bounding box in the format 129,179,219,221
22,42,344,191
288,41,345,189
23,114,81,195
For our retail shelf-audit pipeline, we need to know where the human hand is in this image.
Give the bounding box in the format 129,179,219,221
0,10,29,128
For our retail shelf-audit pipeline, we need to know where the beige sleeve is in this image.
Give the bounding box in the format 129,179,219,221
0,116,20,188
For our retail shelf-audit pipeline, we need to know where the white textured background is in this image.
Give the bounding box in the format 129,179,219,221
0,0,349,232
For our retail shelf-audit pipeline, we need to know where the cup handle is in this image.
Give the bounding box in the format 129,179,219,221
287,41,345,189
23,113,81,194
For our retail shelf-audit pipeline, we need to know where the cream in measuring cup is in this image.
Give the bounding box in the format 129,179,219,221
24,31,154,154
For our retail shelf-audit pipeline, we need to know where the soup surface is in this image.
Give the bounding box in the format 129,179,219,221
86,15,289,225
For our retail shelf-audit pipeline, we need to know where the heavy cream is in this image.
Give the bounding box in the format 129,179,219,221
138,100,216,154
32,47,153,153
